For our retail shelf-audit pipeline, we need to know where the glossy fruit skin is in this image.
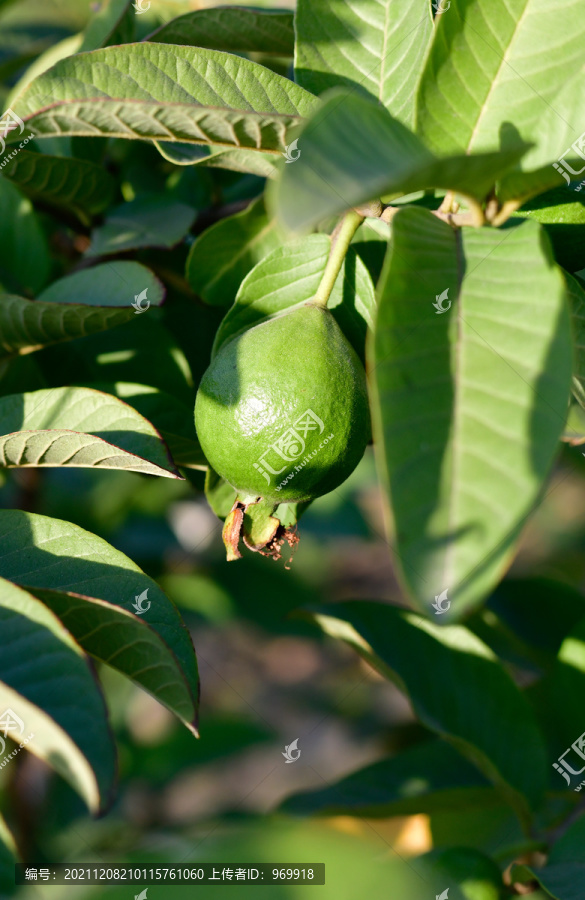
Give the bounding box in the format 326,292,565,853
195,304,370,503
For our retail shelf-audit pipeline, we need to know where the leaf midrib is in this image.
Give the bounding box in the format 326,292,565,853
467,0,531,152
444,227,466,589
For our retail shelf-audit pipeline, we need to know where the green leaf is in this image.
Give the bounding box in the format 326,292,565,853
281,739,496,818
78,0,133,53
416,0,585,156
351,217,392,286
0,177,50,295
512,817,585,899
155,143,278,178
152,142,214,167
146,7,294,55
0,576,116,813
295,0,433,128
0,510,200,713
85,382,206,470
0,261,164,359
498,64,585,203
549,817,585,865
36,260,163,307
11,44,318,155
370,210,572,619
212,234,375,363
30,586,197,733
0,386,181,477
186,196,280,307
193,148,278,178
513,863,585,900
310,601,548,824
1,149,115,216
512,190,585,273
86,194,196,257
273,91,529,231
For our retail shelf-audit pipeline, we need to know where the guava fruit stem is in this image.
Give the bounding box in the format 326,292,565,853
313,209,365,309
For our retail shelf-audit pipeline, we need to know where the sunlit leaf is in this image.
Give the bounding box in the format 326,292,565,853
0,510,200,716
370,210,572,619
0,576,116,813
10,44,318,155
295,0,433,128
0,261,164,359
0,386,181,477
213,234,375,362
186,196,280,307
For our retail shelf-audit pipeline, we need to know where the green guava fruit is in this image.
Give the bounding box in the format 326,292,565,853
195,303,370,507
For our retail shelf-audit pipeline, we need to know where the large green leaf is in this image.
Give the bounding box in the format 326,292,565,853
295,0,433,128
0,261,164,359
274,91,529,231
370,210,572,619
186,196,281,307
310,602,548,825
146,7,294,55
85,382,206,470
0,386,181,477
31,587,197,732
0,510,200,714
0,177,50,295
498,62,585,203
86,195,196,257
281,739,496,818
10,44,318,155
0,576,116,813
416,0,585,156
0,149,115,216
212,234,375,363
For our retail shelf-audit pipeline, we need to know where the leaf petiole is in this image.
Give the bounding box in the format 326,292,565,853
312,208,365,309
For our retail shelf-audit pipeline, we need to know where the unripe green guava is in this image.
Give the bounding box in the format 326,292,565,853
195,304,370,504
